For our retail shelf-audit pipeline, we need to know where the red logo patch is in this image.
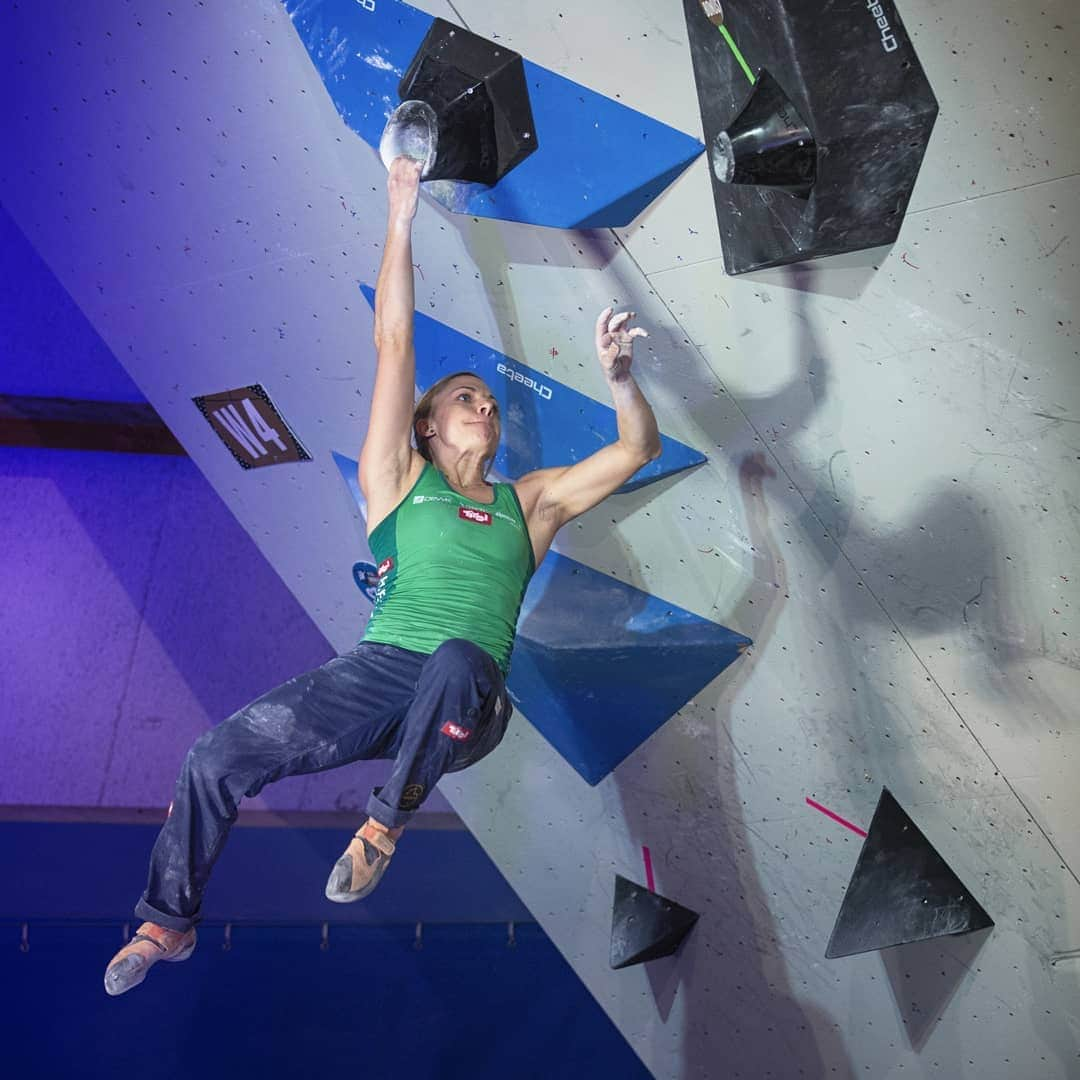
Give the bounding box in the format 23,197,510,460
458,506,492,525
377,557,394,577
440,721,472,742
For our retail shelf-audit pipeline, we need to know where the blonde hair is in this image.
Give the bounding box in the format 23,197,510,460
412,371,497,473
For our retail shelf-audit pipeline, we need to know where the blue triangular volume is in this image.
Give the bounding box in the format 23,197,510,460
509,555,749,784
358,286,705,490
331,449,367,518
333,449,750,785
283,0,703,228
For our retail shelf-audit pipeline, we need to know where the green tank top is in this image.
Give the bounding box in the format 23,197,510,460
361,461,536,674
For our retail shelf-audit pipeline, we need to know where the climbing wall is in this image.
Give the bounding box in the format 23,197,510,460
2,1,1078,1076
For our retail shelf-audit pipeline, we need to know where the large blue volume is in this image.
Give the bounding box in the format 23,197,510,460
284,0,704,228
509,553,749,784
333,451,750,785
359,285,705,491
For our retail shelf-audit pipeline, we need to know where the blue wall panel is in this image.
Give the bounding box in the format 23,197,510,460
360,286,707,490
284,0,703,228
0,922,650,1079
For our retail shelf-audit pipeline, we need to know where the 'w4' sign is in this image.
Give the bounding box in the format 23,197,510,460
213,398,286,457
193,384,311,469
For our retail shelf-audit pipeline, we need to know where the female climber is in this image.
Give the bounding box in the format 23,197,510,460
104,156,662,995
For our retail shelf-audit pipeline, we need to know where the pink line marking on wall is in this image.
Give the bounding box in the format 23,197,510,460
642,845,655,892
805,797,868,838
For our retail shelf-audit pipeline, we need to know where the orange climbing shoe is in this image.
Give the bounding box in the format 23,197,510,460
103,921,197,997
324,819,399,903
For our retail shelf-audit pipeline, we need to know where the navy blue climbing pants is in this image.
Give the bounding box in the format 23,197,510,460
135,639,511,932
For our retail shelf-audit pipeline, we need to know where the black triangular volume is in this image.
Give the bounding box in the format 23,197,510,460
682,0,939,273
610,874,700,970
826,788,994,959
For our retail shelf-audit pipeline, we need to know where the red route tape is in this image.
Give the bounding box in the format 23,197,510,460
805,797,868,838
642,845,655,893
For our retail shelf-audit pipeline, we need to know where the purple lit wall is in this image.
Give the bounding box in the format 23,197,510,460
0,205,144,402
0,205,453,816
0,445,335,809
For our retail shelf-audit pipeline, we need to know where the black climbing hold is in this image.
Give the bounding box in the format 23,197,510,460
610,874,700,969
383,19,537,186
711,70,816,198
683,0,939,273
826,788,994,959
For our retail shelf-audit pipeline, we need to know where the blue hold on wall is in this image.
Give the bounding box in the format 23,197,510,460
333,452,750,785
283,0,704,228
359,285,706,491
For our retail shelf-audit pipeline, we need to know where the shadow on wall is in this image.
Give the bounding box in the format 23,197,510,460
737,267,1038,794
555,249,1028,1072
879,927,994,1051
536,238,849,1074
760,274,1068,1067
746,260,1039,682
641,451,853,1079
675,264,1027,1060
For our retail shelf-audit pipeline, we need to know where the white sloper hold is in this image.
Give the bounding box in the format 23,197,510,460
379,99,439,177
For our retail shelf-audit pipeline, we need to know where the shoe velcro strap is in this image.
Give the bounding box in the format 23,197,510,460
130,933,169,953
355,826,396,856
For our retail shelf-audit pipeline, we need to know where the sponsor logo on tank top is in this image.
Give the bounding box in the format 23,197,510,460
459,506,492,525
377,557,394,577
441,721,472,741
413,493,524,532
